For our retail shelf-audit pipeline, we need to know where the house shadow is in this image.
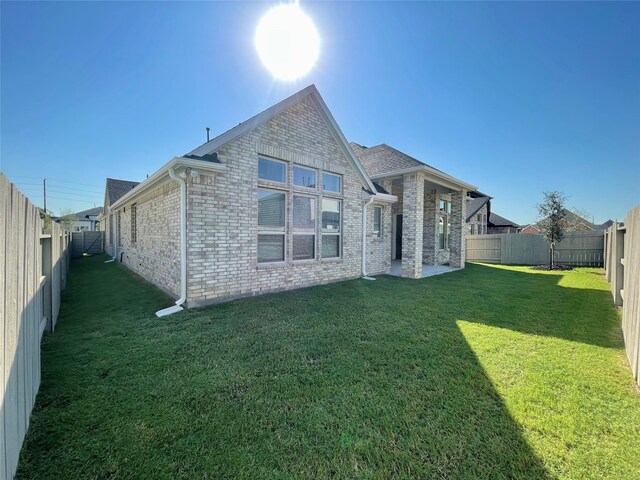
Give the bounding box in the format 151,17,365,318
18,257,627,478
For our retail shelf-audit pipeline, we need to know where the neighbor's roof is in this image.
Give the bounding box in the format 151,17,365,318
489,212,520,227
106,178,140,206
350,142,476,191
466,196,491,222
73,206,103,219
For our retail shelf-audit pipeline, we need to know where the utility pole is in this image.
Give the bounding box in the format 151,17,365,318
43,178,47,213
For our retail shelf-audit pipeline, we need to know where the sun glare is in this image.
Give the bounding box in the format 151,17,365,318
255,3,320,81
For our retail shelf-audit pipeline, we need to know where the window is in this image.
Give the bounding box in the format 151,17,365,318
322,172,341,193
373,206,382,237
471,224,475,235
131,204,137,244
439,199,451,214
109,214,113,245
258,189,286,263
117,212,122,246
293,196,316,260
438,217,450,249
258,157,286,183
477,214,482,222
293,165,317,189
322,198,341,258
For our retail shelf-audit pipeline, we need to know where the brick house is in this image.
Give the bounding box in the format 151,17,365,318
465,195,491,235
102,86,478,313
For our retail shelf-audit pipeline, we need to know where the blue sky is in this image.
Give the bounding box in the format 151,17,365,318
1,1,638,224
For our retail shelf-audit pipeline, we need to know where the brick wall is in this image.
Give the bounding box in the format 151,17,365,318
466,203,488,235
113,183,181,297
366,201,392,275
185,96,370,306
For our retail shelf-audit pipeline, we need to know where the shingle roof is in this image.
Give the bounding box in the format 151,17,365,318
106,178,140,206
73,207,103,219
372,182,389,195
489,212,520,227
466,197,490,222
350,142,446,178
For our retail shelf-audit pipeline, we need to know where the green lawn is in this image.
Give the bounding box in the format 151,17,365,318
16,255,640,479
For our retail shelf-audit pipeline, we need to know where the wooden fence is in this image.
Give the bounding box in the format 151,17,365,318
604,205,640,386
1,173,70,479
71,231,103,258
466,232,604,266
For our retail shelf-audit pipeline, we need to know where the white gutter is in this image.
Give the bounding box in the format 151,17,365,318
370,166,477,192
361,195,376,280
104,207,117,263
156,166,188,317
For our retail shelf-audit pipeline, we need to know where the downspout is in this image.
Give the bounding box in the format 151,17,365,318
105,207,117,263
361,195,376,280
156,166,187,316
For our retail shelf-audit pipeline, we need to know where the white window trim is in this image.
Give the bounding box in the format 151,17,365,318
258,188,287,264
258,156,288,185
292,193,317,262
373,206,382,237
292,164,318,190
322,171,342,194
321,198,342,259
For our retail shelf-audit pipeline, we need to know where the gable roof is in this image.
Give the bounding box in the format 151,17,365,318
73,207,103,219
350,142,476,191
106,178,140,206
489,212,520,227
465,196,491,222
186,85,376,194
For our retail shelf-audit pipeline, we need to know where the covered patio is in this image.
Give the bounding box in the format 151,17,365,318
389,260,460,278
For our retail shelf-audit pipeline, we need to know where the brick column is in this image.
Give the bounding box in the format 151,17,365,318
401,173,424,278
449,190,467,268
423,190,437,265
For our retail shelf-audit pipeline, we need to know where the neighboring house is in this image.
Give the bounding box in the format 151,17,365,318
101,178,140,249
521,224,541,234
487,212,520,234
522,210,613,234
103,85,478,310
71,207,103,231
465,194,491,235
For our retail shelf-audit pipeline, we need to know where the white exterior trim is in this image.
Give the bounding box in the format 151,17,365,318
110,157,227,210
186,84,377,194
370,166,476,192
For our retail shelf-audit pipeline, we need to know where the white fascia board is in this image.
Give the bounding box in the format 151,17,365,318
370,166,477,192
186,84,377,194
110,157,226,210
373,193,397,203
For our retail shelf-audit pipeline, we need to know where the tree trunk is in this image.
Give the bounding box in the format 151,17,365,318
549,243,554,269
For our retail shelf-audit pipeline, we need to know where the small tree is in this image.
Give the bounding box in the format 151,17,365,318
58,208,76,232
537,191,567,269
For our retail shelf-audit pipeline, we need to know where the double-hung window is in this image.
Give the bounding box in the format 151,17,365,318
109,214,114,245
258,189,286,263
438,199,451,249
321,198,341,258
373,206,382,237
293,195,316,260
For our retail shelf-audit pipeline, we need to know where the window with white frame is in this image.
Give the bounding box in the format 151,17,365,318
258,157,287,183
373,206,382,237
292,195,316,260
117,212,122,246
322,172,341,193
293,165,317,189
438,199,451,249
258,189,286,263
131,204,137,244
109,214,113,245
321,198,341,258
